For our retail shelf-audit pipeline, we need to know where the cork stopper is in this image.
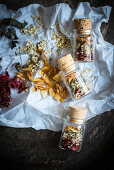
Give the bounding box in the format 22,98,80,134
56,54,76,72
74,18,92,33
70,106,88,124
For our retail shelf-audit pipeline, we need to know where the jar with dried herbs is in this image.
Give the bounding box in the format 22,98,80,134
59,106,87,152
57,54,91,100
74,18,94,62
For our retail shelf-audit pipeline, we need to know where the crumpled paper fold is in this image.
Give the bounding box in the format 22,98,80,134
0,2,113,131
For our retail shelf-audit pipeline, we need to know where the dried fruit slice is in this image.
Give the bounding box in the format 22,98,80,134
53,73,62,82
49,88,55,97
40,89,47,98
53,93,61,101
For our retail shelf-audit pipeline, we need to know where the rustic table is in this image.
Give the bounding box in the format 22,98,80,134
0,0,114,170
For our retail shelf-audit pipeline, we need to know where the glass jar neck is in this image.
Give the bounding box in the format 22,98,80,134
70,117,84,124
77,29,91,35
61,64,76,76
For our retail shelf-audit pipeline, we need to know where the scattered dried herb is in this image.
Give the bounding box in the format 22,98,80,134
75,35,94,61
0,18,27,48
0,71,28,108
32,54,68,101
60,125,83,151
1,18,27,29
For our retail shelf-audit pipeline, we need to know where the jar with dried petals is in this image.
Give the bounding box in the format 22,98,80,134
56,54,91,100
74,18,94,62
59,106,87,152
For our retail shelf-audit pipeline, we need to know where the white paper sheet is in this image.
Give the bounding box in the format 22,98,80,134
0,2,114,131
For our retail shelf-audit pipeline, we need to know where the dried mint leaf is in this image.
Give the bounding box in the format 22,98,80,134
8,28,18,40
0,18,27,48
10,40,19,49
1,18,27,29
15,62,22,72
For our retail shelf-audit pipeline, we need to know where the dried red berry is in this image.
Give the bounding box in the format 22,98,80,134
0,72,28,108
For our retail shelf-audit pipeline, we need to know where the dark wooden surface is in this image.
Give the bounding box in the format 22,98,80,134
0,0,114,170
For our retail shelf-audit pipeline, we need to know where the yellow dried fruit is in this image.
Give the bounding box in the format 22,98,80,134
53,93,61,101
32,55,68,102
52,73,62,82
43,54,50,67
49,88,55,97
32,87,38,92
17,75,25,82
41,66,50,72
33,78,44,83
40,89,47,98
26,70,33,81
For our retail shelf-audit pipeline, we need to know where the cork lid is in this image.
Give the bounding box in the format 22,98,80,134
56,54,75,72
70,106,88,124
74,18,92,32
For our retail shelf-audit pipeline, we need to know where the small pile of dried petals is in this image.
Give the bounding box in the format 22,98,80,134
32,54,68,102
16,63,33,81
0,71,28,108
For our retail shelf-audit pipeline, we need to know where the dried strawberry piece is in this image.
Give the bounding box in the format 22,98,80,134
70,143,80,151
91,52,93,60
0,72,11,108
0,71,28,108
61,136,71,149
10,76,28,93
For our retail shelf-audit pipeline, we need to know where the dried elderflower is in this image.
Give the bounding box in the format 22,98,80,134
21,10,44,36
37,40,47,51
51,23,71,54
21,24,40,35
31,13,44,28
17,41,43,73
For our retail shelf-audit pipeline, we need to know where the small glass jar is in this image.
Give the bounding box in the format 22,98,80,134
57,54,91,100
74,18,94,62
59,106,87,152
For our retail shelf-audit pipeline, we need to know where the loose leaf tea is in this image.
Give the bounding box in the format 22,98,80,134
69,78,85,99
1,18,27,29
74,19,94,62
0,18,27,48
60,125,83,151
0,71,28,108
75,35,93,61
59,106,87,152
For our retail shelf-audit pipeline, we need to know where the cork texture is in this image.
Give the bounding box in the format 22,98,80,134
56,53,75,71
74,18,92,31
70,106,88,122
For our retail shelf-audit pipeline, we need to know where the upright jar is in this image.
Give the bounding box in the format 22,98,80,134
59,105,87,152
74,18,94,62
56,54,91,100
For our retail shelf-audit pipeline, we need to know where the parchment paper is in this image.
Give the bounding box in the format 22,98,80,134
0,2,114,131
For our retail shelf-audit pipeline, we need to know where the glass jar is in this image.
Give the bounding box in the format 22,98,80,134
57,54,91,100
60,66,91,100
74,18,94,62
59,106,87,152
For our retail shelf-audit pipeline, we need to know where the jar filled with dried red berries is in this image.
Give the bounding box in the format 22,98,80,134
59,106,87,152
74,18,94,62
57,54,91,100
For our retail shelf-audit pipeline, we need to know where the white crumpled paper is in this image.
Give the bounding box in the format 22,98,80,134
0,2,114,131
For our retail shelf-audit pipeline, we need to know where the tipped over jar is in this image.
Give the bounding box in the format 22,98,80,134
74,18,94,62
59,106,87,152
56,54,91,100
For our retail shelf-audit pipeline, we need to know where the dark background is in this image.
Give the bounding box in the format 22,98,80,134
0,0,114,170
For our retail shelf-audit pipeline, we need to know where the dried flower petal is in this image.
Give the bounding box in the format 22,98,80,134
0,72,28,108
